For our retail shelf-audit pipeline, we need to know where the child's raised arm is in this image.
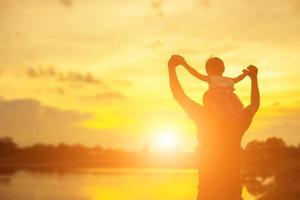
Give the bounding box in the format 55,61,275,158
181,59,209,82
232,70,248,83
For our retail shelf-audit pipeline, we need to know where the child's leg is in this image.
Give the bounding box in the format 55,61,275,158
203,90,231,119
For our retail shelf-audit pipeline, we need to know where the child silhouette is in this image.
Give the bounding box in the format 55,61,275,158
173,55,249,120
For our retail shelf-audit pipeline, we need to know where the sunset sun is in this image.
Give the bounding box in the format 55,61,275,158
155,129,177,151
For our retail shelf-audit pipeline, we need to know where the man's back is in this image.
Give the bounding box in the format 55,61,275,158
194,108,251,199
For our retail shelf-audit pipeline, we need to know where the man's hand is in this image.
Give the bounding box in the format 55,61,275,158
247,65,258,79
243,65,258,79
244,64,260,116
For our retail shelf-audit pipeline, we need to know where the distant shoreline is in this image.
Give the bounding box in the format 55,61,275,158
0,163,197,171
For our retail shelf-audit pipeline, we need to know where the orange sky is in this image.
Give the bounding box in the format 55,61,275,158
0,0,300,151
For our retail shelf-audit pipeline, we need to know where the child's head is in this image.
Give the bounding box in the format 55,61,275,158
205,57,225,76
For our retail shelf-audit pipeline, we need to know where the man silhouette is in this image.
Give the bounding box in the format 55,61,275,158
168,55,260,200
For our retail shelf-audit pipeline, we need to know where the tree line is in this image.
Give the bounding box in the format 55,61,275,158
1,136,300,199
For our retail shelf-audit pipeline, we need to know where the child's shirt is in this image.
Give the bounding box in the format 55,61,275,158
208,76,234,90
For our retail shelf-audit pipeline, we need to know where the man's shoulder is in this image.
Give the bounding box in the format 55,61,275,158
186,105,207,122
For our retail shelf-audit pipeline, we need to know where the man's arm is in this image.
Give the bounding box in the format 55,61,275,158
181,61,210,82
240,65,260,133
168,56,203,118
244,65,260,116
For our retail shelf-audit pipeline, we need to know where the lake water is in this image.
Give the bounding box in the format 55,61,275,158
0,168,256,200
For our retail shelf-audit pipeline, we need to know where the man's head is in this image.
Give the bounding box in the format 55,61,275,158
205,57,225,76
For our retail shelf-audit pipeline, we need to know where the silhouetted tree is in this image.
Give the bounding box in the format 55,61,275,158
0,137,17,158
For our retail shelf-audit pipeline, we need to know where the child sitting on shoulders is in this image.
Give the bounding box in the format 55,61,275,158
175,55,248,119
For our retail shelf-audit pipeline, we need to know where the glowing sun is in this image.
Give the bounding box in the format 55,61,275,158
155,130,177,151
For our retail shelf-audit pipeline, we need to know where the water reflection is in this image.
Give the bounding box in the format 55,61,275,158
1,167,300,200
243,164,300,200
0,169,255,200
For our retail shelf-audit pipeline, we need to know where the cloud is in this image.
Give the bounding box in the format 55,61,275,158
113,80,132,86
197,0,210,7
95,92,125,101
0,0,9,11
26,66,104,85
149,40,164,49
0,97,144,149
0,97,93,144
80,91,126,102
60,71,102,84
151,0,165,17
289,0,300,10
56,87,65,95
0,97,146,149
60,0,73,8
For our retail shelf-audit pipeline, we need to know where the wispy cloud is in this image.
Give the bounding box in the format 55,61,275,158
60,0,73,8
113,80,132,86
0,97,139,148
56,87,65,95
80,91,126,103
0,0,10,12
197,0,210,7
149,40,164,50
0,97,91,143
26,67,104,85
95,92,125,101
151,0,165,17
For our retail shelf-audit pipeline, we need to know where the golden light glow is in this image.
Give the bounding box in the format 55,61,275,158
82,169,255,200
154,129,177,151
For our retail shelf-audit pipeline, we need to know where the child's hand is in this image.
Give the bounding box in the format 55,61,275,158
242,69,249,75
181,58,188,66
